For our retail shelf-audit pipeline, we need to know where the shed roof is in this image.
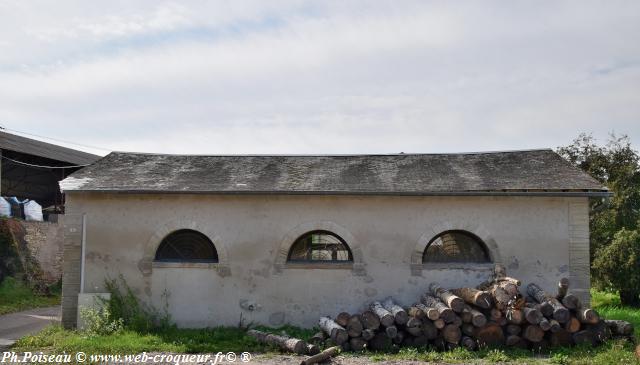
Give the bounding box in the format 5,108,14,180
0,130,101,165
60,149,608,197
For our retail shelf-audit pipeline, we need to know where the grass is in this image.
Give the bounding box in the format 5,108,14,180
14,325,269,354
12,291,640,364
0,277,61,315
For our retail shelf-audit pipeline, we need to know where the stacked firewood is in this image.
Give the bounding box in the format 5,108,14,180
312,267,635,352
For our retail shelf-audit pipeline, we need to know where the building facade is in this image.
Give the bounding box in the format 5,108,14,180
59,150,607,328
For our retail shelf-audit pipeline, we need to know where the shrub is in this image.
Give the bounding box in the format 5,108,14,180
80,306,124,336
593,229,640,306
103,276,171,332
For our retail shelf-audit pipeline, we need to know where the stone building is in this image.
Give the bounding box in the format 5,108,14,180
59,149,608,328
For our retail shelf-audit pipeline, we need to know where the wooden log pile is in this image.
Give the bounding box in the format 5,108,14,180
313,267,634,353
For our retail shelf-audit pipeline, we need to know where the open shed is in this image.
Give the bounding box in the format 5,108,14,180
0,130,101,213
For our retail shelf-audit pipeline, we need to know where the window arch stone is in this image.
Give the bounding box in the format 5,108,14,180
275,221,365,275
155,229,219,262
411,221,501,275
287,230,353,262
422,230,490,263
140,219,230,277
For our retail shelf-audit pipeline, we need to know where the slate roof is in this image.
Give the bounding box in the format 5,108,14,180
60,149,610,196
0,130,101,165
60,149,609,196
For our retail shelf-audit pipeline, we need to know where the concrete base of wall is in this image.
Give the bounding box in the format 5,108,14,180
77,293,110,330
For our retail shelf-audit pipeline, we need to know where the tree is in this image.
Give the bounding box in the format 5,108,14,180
557,133,640,306
592,229,640,307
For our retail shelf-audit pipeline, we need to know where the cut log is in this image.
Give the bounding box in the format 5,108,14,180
370,302,395,327
422,320,438,339
461,336,477,350
506,334,523,347
308,331,326,345
442,324,462,344
463,305,487,327
335,312,351,327
392,330,405,345
572,330,596,346
557,278,569,300
451,287,493,309
489,308,502,321
361,310,381,330
549,319,561,333
488,284,513,311
361,328,375,341
506,309,524,325
451,315,463,327
506,324,521,335
432,337,447,351
407,305,425,319
406,316,422,328
341,342,351,352
564,316,581,333
461,323,475,337
306,344,320,355
382,297,409,325
421,294,456,323
414,303,440,320
523,307,543,324
586,321,611,343
539,318,551,332
526,283,570,323
247,329,307,354
349,337,367,351
405,317,423,336
368,332,392,351
522,325,544,342
406,325,423,337
576,308,599,325
319,316,349,345
385,325,398,339
346,315,363,338
430,283,465,313
561,294,580,310
539,302,554,317
473,322,505,347
604,319,634,336
300,346,340,365
433,318,446,329
410,335,429,347
460,307,472,324
549,329,573,348
496,316,508,327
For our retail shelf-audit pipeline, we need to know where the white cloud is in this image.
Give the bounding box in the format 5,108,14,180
0,1,638,155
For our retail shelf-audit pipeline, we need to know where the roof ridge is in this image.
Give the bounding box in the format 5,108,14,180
107,148,554,157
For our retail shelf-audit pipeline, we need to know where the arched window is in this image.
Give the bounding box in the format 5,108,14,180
287,231,353,262
422,230,490,263
155,229,218,263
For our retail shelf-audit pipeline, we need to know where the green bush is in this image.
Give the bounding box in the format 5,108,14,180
103,276,171,332
593,229,640,306
80,306,124,336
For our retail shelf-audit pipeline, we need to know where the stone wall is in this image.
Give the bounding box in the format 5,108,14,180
20,220,64,284
62,193,591,328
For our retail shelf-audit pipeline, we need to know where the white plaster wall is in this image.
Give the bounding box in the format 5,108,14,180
69,193,585,328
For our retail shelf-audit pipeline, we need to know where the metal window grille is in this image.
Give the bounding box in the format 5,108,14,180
422,230,490,263
155,229,219,263
287,230,353,262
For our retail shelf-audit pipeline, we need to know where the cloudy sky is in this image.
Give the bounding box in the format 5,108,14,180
0,1,639,156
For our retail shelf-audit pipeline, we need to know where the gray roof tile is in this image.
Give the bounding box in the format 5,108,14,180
60,149,608,196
